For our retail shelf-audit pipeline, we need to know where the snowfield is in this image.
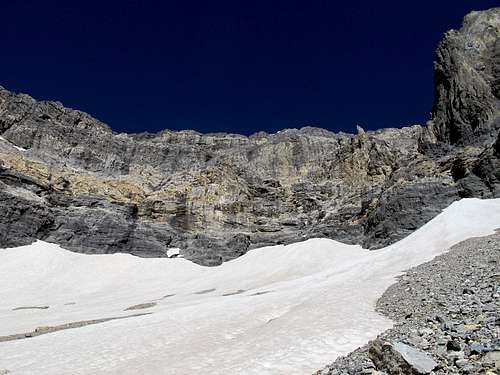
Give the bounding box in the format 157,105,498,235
0,198,499,375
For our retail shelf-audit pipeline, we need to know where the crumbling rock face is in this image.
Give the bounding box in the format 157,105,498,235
0,8,499,265
430,8,500,145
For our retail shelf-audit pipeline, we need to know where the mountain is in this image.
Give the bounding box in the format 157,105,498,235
0,8,499,265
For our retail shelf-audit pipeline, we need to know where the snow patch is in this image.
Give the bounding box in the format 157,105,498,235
0,198,499,375
0,135,26,152
166,247,181,258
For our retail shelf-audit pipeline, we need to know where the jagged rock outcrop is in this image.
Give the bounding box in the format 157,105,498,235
0,8,499,265
429,8,500,145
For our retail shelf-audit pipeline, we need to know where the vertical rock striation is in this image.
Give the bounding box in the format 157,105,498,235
0,8,499,265
430,8,500,145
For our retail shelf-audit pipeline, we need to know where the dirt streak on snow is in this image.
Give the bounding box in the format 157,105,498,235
0,198,499,375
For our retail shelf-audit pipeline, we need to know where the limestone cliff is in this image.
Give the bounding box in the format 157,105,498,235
0,8,499,265
430,8,500,145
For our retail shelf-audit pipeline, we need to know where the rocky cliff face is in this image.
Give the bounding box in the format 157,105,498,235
0,8,499,265
430,8,500,145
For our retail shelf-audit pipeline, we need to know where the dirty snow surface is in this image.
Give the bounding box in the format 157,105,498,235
1,198,499,375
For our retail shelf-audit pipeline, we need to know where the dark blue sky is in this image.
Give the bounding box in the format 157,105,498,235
2,1,498,135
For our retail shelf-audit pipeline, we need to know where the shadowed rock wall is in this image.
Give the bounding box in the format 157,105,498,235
0,8,499,265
